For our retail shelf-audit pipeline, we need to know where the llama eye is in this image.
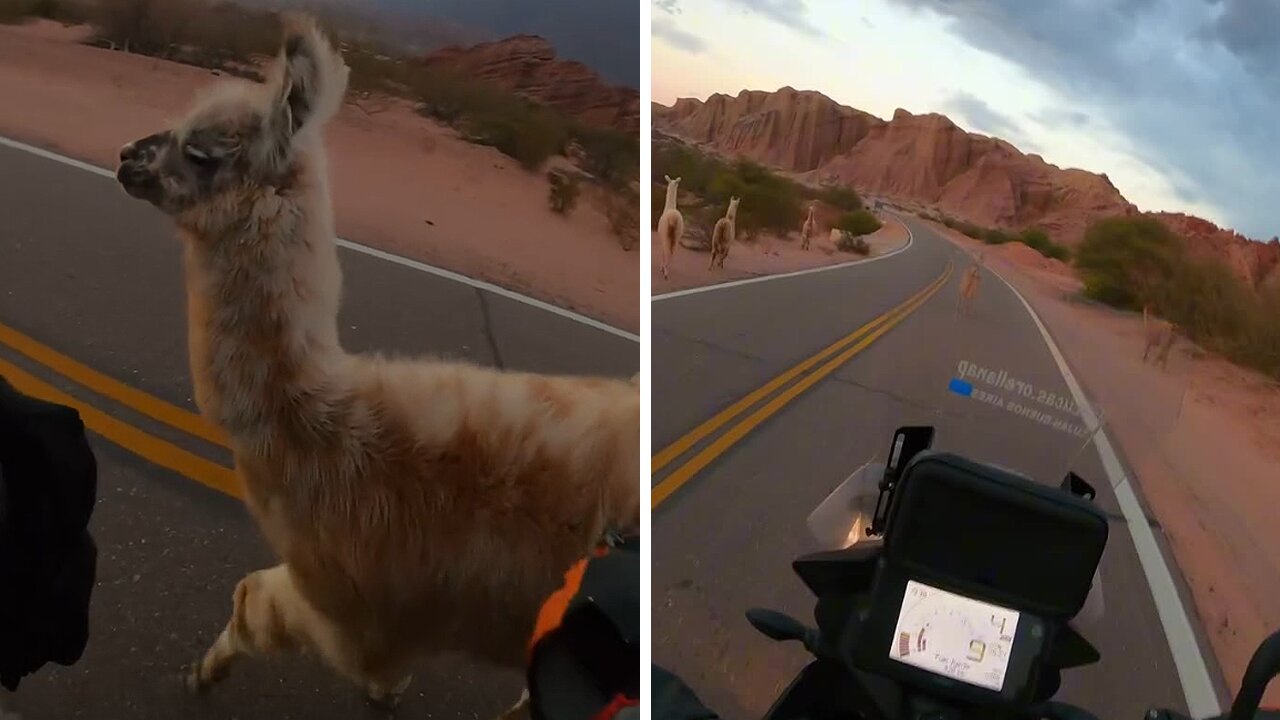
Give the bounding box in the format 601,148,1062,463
184,146,216,167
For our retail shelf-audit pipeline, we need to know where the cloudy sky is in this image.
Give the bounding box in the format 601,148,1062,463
653,0,1279,240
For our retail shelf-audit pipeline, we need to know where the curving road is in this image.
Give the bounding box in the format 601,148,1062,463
651,214,1217,720
0,137,637,719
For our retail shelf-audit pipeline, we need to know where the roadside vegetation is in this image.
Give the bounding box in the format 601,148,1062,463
653,137,879,249
1076,216,1280,379
937,215,1071,262
0,0,640,247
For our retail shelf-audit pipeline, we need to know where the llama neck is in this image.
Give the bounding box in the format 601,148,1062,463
183,160,345,450
663,183,678,212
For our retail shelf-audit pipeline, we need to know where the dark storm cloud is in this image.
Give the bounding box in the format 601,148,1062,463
376,0,639,86
722,0,825,37
654,16,708,53
947,92,1024,141
887,0,1280,237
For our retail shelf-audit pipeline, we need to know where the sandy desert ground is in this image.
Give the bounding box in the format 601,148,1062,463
0,20,639,332
931,219,1280,702
650,213,910,294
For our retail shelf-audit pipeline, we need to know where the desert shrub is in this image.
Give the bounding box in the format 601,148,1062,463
835,210,882,237
945,219,985,239
818,185,863,212
603,188,639,251
983,228,1015,245
1076,215,1280,379
1075,216,1182,309
834,231,870,255
651,183,667,230
0,0,84,24
652,141,721,196
465,108,568,170
547,171,581,215
573,126,638,190
707,160,803,238
652,144,805,238
1019,228,1071,261
90,0,277,68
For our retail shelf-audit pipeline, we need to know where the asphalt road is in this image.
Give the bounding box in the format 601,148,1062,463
652,215,1198,720
0,139,637,719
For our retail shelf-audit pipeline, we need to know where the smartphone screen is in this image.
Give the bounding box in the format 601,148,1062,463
889,580,1020,691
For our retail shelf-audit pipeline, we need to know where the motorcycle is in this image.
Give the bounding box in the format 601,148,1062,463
742,259,1206,720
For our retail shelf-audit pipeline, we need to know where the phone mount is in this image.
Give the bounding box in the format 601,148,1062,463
844,427,1110,709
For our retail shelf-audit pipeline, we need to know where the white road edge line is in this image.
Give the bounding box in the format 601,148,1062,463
651,213,914,301
988,266,1221,718
0,134,639,344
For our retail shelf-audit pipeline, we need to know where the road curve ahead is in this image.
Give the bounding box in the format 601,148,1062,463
651,215,1202,720
0,138,636,719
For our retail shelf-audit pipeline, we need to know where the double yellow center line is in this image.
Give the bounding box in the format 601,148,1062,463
651,264,953,508
0,322,241,498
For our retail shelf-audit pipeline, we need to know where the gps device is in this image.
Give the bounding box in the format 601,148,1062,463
844,450,1108,707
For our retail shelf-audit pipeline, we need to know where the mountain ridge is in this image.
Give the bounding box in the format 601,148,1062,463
654,89,1279,288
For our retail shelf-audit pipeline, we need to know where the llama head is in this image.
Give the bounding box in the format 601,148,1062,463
115,13,349,229
727,196,740,217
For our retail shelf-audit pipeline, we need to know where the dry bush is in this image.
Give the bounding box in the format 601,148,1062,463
602,188,639,251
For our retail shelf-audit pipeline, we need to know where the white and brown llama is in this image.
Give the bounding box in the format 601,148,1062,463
709,196,739,270
114,15,638,717
957,251,984,316
1143,304,1178,368
800,201,816,250
657,174,684,279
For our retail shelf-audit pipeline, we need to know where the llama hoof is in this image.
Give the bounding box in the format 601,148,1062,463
183,663,211,694
365,675,412,710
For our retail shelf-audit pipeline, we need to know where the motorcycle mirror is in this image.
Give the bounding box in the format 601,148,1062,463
746,608,809,644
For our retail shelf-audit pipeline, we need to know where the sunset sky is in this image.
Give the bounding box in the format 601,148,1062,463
652,0,1279,241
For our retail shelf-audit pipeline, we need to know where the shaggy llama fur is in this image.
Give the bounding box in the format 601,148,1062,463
114,15,639,716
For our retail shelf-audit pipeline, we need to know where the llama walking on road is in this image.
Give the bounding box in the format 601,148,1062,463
657,175,684,279
115,16,638,718
709,196,739,270
800,202,816,250
957,254,984,316
1143,304,1177,368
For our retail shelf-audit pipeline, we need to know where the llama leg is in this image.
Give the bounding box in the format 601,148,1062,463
365,672,414,710
187,564,402,703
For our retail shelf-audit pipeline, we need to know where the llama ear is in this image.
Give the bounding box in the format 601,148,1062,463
269,13,349,144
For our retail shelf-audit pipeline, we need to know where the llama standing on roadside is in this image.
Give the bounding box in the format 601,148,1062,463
800,201,817,250
709,196,739,270
1143,304,1177,368
957,253,983,316
657,175,684,279
114,16,638,717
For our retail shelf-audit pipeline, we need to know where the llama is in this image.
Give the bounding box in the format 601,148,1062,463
800,202,816,250
957,254,983,316
709,196,739,270
114,16,638,716
1143,304,1177,368
657,175,683,279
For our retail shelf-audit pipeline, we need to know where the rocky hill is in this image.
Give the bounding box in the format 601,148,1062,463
655,89,1279,288
422,35,638,133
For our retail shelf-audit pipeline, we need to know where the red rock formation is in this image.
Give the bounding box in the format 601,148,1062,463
655,91,1278,287
421,35,638,133
1147,212,1280,289
655,88,882,172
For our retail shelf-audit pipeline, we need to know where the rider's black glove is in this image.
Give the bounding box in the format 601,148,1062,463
0,376,99,691
527,535,640,720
